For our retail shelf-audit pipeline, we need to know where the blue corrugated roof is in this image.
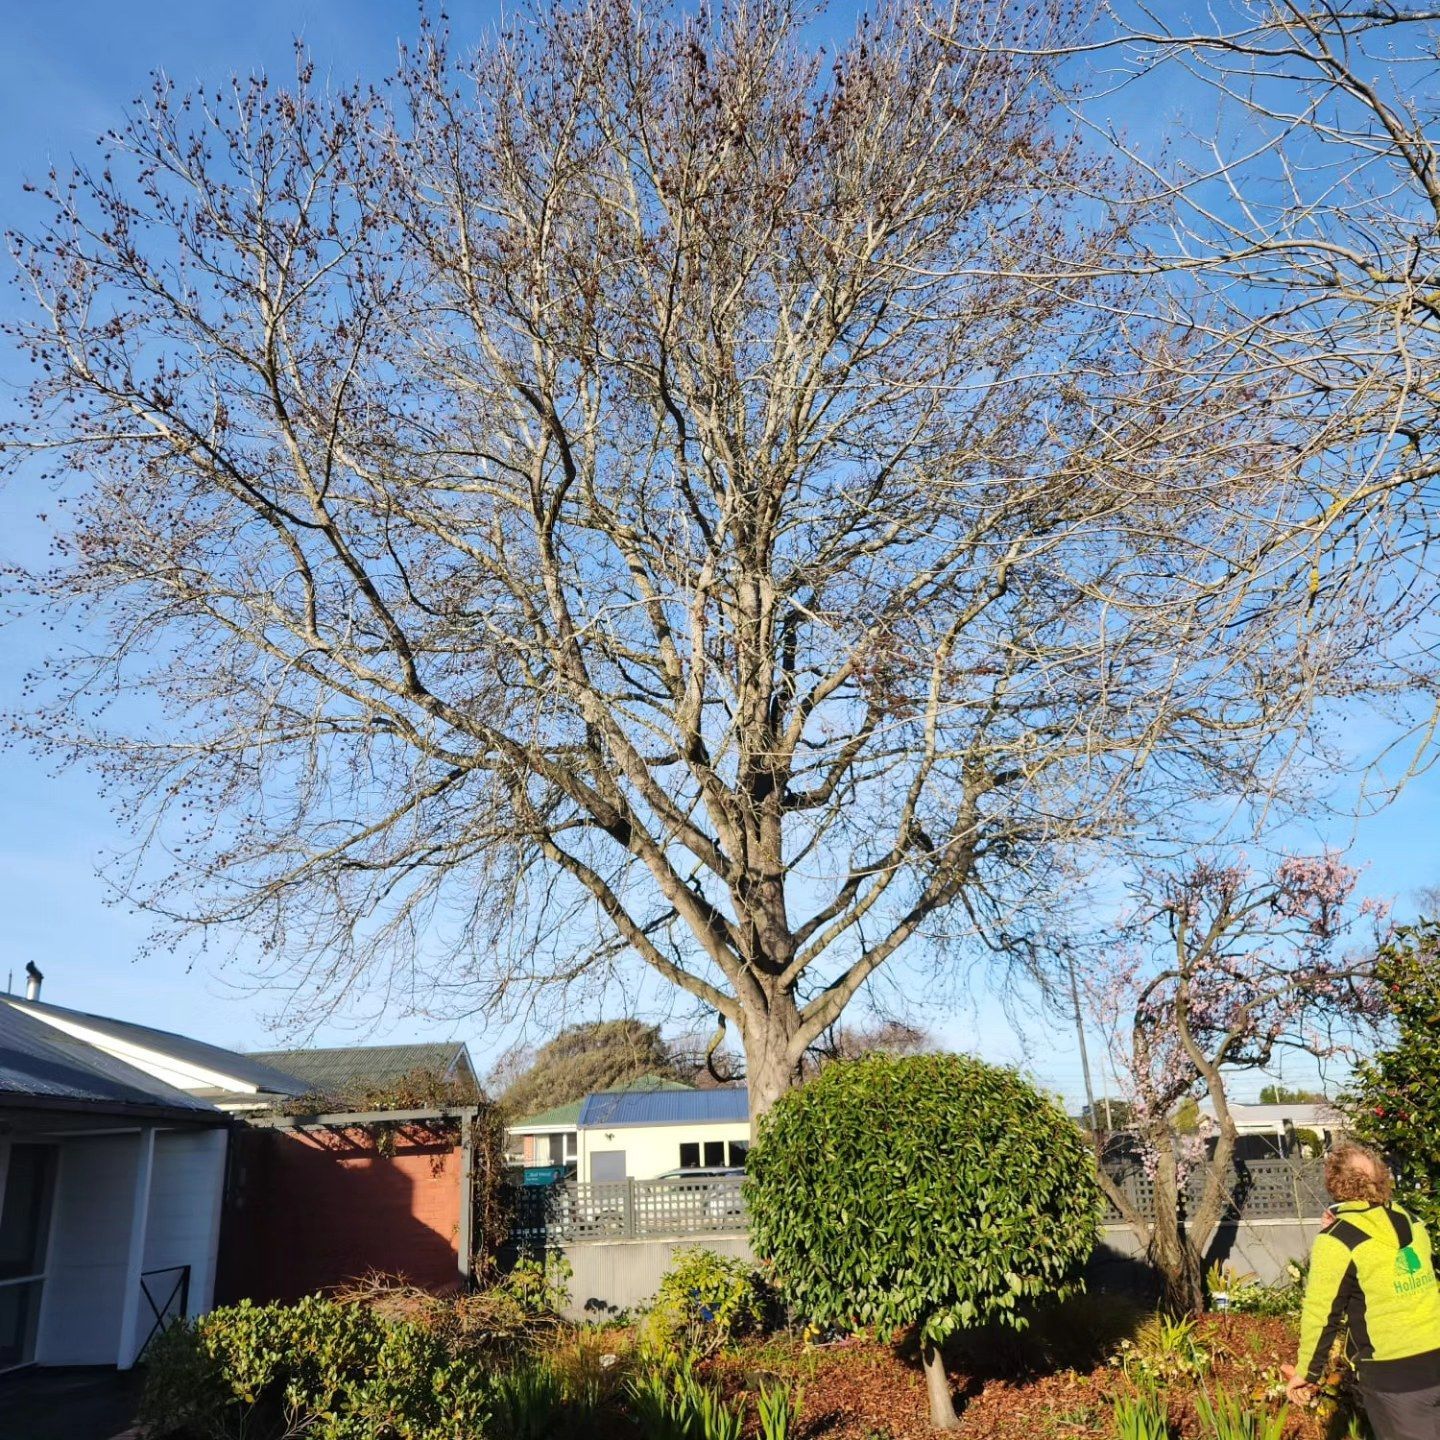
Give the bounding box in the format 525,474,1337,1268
578,1087,749,1128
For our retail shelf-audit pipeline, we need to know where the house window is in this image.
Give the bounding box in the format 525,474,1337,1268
0,1143,57,1372
703,1140,725,1168
679,1143,701,1170
728,1141,749,1168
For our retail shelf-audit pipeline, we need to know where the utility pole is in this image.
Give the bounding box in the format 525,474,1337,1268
1066,948,1107,1131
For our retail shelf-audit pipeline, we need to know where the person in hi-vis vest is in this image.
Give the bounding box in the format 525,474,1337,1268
1284,1143,1440,1440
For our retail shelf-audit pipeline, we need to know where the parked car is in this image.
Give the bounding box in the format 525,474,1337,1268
653,1166,746,1182
652,1166,747,1224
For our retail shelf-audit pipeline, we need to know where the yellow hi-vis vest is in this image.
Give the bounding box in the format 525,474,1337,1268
1299,1201,1440,1390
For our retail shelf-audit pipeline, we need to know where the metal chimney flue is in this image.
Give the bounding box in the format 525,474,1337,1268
24,962,43,1002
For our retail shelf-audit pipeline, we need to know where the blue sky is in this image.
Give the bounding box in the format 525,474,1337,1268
0,2,1435,1100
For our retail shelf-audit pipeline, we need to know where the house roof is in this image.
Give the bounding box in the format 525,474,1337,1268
1204,1102,1341,1130
0,1002,224,1120
579,1086,749,1129
2,996,307,1098
511,1074,694,1131
246,1042,474,1099
512,1098,584,1130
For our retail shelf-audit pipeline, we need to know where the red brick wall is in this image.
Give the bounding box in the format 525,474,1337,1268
217,1123,464,1304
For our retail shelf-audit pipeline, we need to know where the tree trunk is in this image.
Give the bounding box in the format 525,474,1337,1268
1146,1221,1203,1313
746,1044,796,1124
922,1343,960,1430
1148,1202,1205,1315
742,986,804,1123
1142,1142,1207,1314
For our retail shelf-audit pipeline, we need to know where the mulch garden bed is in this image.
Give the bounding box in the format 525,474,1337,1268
701,1310,1337,1440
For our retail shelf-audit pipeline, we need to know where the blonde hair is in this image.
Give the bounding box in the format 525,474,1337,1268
1324,1141,1394,1206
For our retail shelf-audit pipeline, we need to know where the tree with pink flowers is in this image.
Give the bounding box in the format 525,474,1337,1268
1087,854,1388,1314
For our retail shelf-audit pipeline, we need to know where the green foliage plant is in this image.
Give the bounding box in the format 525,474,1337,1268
1193,1388,1288,1440
1225,1274,1305,1319
625,1355,745,1440
488,1358,570,1439
1112,1387,1170,1440
642,1247,764,1359
627,1367,687,1440
137,1321,228,1439
757,1382,804,1440
747,1053,1100,1430
499,1254,573,1318
1203,1261,1301,1317
138,1296,490,1440
1204,1262,1257,1304
1110,1314,1210,1386
1346,920,1440,1231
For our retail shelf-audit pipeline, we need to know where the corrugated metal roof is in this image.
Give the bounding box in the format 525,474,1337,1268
4,997,307,1097
512,1098,584,1130
512,1076,694,1131
579,1087,749,1129
1201,1102,1340,1128
247,1042,473,1098
0,1004,223,1118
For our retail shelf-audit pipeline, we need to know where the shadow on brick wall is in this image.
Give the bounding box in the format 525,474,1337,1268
215,1123,462,1304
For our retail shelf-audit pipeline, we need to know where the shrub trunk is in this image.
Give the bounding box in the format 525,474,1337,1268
922,1342,960,1430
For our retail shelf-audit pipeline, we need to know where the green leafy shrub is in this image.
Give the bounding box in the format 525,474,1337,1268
139,1296,489,1440
329,1319,492,1439
1346,920,1440,1231
138,1320,228,1438
642,1247,765,1358
747,1053,1100,1428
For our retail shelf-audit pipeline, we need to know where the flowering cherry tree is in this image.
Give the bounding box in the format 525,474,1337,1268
1088,854,1387,1313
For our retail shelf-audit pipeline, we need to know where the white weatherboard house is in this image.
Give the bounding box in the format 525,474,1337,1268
506,1077,697,1176
0,979,304,1372
576,1087,751,1183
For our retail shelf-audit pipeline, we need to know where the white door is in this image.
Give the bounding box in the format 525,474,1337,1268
590,1150,627,1182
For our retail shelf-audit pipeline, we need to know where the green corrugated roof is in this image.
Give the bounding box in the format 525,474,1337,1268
248,1042,473,1097
513,1097,584,1129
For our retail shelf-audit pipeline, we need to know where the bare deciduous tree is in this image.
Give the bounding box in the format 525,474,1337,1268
2,0,1361,1114
1089,3,1440,759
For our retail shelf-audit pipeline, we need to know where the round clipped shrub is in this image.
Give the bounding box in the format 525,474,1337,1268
747,1053,1100,1430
